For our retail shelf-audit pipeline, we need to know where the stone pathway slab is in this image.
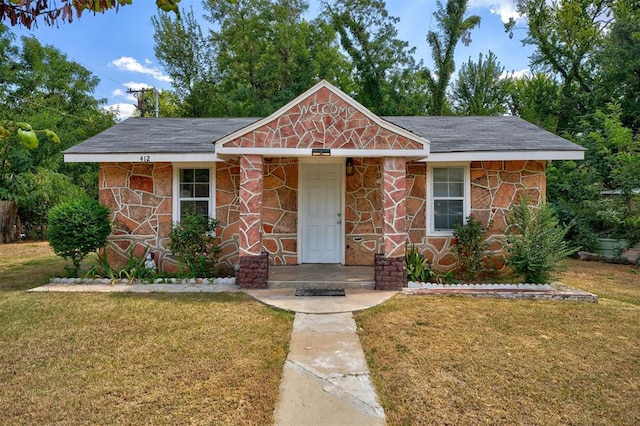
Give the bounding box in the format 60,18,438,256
274,312,385,426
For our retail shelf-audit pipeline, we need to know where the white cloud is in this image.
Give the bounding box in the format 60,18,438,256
104,103,137,121
469,0,522,24
110,56,172,83
511,68,531,79
123,81,153,91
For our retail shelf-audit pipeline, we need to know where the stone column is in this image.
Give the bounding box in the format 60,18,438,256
375,157,407,290
237,155,269,288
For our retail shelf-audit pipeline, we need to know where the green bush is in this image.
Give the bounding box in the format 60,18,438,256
86,243,153,283
452,215,492,281
47,197,111,276
405,243,455,284
169,214,220,278
506,198,577,283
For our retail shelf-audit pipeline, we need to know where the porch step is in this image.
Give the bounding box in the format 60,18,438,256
267,265,375,290
268,280,376,290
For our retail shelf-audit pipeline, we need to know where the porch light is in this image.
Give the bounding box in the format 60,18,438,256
311,148,331,156
346,157,354,176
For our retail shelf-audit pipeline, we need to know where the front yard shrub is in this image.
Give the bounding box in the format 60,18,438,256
405,243,455,284
47,197,111,276
169,214,220,278
452,214,492,281
506,197,577,283
86,243,153,283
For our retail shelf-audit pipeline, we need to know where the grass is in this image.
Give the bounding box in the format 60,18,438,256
356,259,640,425
3,243,640,424
0,242,294,425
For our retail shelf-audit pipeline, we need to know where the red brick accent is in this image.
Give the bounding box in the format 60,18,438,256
237,252,269,288
375,254,406,290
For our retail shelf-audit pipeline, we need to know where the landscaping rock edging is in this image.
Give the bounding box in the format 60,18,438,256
48,277,237,286
402,281,598,302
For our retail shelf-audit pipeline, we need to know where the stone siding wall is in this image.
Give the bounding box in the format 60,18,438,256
222,86,423,151
99,159,545,276
262,158,298,265
345,158,383,265
215,160,240,266
99,162,176,271
414,160,546,274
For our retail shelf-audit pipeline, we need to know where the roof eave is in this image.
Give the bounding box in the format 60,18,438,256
421,150,585,162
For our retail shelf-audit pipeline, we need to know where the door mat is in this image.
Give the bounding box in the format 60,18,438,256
295,288,346,297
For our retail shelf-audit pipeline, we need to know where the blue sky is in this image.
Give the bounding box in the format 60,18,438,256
9,0,533,119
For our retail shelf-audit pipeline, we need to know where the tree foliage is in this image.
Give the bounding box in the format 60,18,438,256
0,0,181,29
507,73,561,133
507,0,612,132
594,0,640,133
425,0,480,115
451,51,511,116
325,0,428,115
0,23,114,237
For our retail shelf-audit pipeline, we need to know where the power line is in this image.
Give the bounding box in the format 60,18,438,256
127,87,157,117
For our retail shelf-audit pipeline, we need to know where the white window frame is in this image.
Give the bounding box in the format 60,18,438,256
172,163,216,223
426,163,471,236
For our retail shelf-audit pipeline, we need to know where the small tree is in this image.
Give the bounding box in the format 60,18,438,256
506,197,576,283
47,198,111,276
452,214,492,281
169,214,220,278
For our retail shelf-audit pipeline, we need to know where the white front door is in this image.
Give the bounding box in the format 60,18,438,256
300,163,342,263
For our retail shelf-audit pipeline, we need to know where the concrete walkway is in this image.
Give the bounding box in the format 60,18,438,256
246,289,394,424
274,312,386,426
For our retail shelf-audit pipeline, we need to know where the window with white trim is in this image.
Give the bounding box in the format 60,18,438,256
428,164,470,234
173,164,215,221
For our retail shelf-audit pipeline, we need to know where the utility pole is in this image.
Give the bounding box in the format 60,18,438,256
127,87,155,117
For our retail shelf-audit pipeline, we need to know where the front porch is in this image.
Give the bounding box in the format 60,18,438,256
268,264,375,289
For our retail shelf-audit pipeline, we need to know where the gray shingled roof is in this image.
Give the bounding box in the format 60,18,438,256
384,116,583,153
65,117,258,154
65,115,584,154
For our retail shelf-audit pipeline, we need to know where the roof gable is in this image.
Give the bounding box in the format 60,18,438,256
215,80,430,158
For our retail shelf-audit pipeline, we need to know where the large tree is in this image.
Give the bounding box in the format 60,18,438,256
593,0,640,133
152,7,217,117
324,0,427,115
0,24,114,238
154,0,351,117
205,0,350,116
425,0,480,115
451,51,511,116
507,0,613,132
507,73,561,133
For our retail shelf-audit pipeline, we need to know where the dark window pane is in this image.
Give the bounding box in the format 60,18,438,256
194,183,209,198
180,183,194,198
434,200,463,231
195,169,209,182
448,167,464,182
180,200,209,218
433,182,449,197
180,169,194,183
449,182,464,197
433,168,449,182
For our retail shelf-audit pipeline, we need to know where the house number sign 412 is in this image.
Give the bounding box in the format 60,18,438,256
139,155,151,162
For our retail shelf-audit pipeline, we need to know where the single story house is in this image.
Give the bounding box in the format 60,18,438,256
64,80,585,290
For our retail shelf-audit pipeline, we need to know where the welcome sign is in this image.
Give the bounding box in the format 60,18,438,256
298,103,357,119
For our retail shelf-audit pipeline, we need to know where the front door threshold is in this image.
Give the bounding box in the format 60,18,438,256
268,265,375,290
